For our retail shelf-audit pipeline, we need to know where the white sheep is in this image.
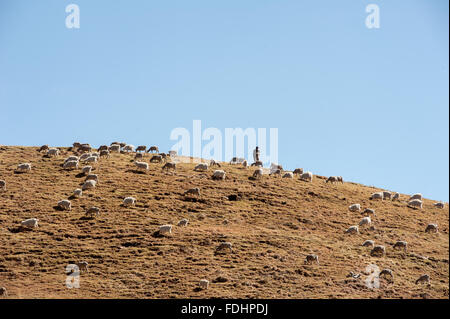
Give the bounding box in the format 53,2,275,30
345,225,359,234
85,207,100,218
109,144,121,153
63,160,78,170
84,156,98,164
408,199,423,209
433,202,445,209
21,218,39,229
177,218,189,227
17,163,31,173
370,192,384,200
370,245,386,257
82,166,92,175
79,153,91,161
425,223,438,233
57,199,71,211
300,171,313,182
216,242,233,253
194,163,209,172
135,161,149,171
363,208,375,216
64,156,79,163
82,180,96,190
348,204,361,212
409,193,422,201
393,241,408,252
47,148,60,157
293,168,303,175
253,168,263,179
359,216,371,227
212,170,226,180
85,174,98,184
123,197,136,207
73,189,82,198
282,172,294,179
123,144,135,152
362,240,375,247
159,224,172,235
184,187,200,196
382,191,392,200
199,279,209,290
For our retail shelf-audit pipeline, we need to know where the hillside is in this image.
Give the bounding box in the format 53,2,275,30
0,145,448,299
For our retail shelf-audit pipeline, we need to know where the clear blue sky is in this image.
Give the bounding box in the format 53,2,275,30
0,1,448,201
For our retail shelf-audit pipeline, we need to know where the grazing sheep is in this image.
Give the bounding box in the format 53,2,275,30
159,224,172,235
194,163,209,172
169,150,178,157
109,144,121,153
150,155,163,163
216,242,233,253
82,180,96,190
408,199,423,209
409,193,422,201
119,142,127,148
282,172,294,179
359,216,371,227
212,170,226,180
73,142,82,148
362,240,375,247
73,189,82,198
337,176,344,183
85,174,98,183
383,191,392,200
300,172,313,182
379,269,394,280
177,218,189,227
348,204,361,212
82,166,92,175
63,160,78,170
38,145,49,152
434,202,445,209
370,245,386,257
415,274,430,284
253,168,263,179
99,150,110,158
84,156,98,164
210,159,220,167
425,223,438,233
64,156,79,163
17,163,32,173
123,197,136,207
79,153,91,161
293,168,303,175
58,199,71,211
47,148,60,157
392,192,400,201
370,192,384,200
76,261,89,273
134,153,143,160
250,161,263,167
123,144,135,152
148,146,159,153
85,207,100,218
184,187,200,196
270,169,281,177
162,162,176,171
134,161,149,171
199,279,209,290
345,225,359,234
21,218,39,229
0,180,6,191
136,145,147,152
393,241,408,252
305,254,319,265
363,208,376,216
229,157,245,165
98,145,108,151
326,176,338,184
78,144,92,153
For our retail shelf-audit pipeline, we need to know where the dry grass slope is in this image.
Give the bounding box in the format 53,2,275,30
0,146,448,299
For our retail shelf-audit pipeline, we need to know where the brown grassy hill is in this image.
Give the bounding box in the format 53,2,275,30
0,146,448,299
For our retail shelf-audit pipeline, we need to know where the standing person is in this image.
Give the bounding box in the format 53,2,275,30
253,146,260,162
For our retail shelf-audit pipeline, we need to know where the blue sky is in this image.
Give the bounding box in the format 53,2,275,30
0,1,448,201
